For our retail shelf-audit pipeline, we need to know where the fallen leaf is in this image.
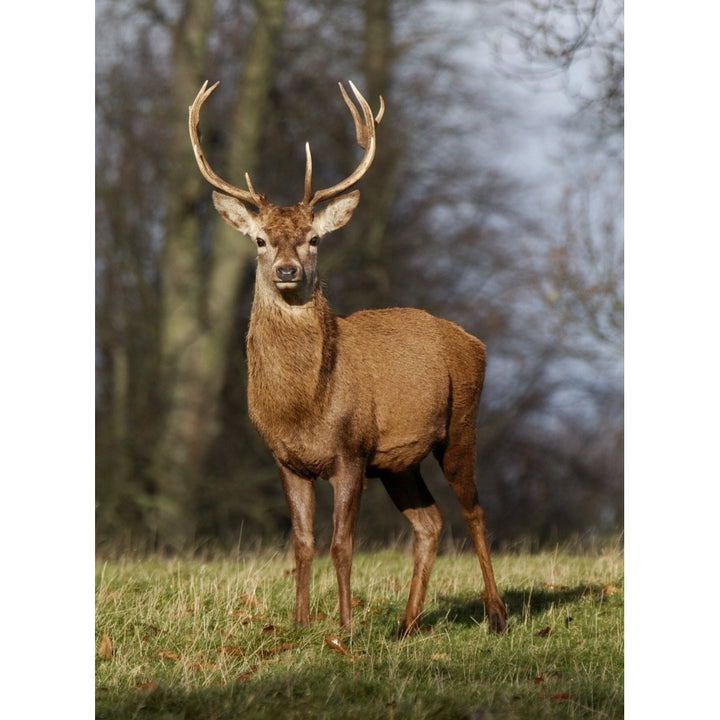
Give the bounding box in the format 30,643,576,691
235,665,259,681
283,567,296,577
536,626,553,637
187,661,218,671
136,682,158,691
551,693,571,702
141,624,163,640
158,650,181,661
220,645,244,657
258,642,295,658
240,593,260,607
262,624,279,633
351,596,364,608
98,633,113,659
310,612,328,621
324,634,349,655
600,584,619,601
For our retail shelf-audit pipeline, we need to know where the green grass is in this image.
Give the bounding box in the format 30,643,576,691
95,540,623,719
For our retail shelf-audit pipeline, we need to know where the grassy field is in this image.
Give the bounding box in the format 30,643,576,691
95,539,623,719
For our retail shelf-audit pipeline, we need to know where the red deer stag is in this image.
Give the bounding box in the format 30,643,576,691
188,80,507,635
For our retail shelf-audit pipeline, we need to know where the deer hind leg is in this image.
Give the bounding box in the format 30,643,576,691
435,426,507,633
380,466,443,637
279,466,316,625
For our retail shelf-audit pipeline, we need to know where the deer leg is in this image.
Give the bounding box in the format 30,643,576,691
328,459,365,631
380,467,443,637
279,465,316,625
436,436,507,633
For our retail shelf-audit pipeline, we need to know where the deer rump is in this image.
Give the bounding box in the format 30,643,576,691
247,305,485,482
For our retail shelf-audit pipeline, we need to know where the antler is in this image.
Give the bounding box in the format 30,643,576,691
303,81,384,207
189,80,383,209
188,81,265,208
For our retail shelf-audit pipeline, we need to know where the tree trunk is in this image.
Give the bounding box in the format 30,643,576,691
152,0,287,551
359,0,397,301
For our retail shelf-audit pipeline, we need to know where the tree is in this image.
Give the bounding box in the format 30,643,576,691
151,0,287,551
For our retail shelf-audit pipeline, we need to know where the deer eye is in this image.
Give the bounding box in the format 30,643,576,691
309,236,319,247
256,238,266,248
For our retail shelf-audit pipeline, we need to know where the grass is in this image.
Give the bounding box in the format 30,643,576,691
95,539,623,719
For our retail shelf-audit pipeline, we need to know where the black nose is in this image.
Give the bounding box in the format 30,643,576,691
276,265,299,282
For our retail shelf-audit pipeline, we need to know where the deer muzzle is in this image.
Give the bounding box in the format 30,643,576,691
275,264,301,284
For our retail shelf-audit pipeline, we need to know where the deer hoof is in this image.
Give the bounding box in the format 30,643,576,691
395,620,419,639
488,609,508,634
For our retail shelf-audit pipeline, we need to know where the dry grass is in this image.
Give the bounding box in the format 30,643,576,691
96,538,623,719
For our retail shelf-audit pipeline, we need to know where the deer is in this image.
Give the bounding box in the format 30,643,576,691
188,79,507,636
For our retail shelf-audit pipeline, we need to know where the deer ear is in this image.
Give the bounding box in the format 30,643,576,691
212,191,260,237
313,190,360,236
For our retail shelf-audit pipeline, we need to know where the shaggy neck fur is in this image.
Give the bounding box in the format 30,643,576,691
247,282,338,431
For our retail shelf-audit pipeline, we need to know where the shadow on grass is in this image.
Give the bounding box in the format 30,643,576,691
420,584,593,632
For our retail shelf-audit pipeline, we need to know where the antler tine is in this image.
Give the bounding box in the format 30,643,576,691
188,81,265,207
303,142,313,204
307,81,384,207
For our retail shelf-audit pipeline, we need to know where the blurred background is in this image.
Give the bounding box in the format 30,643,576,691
95,0,623,554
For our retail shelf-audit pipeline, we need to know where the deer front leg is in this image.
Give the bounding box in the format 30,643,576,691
279,465,316,625
329,459,365,631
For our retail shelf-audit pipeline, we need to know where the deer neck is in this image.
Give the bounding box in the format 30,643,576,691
247,283,337,427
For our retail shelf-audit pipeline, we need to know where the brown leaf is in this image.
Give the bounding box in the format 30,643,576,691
235,665,259,682
158,650,181,661
536,626,553,637
220,645,245,657
351,596,364,608
258,642,295,658
551,693,571,702
283,567,297,577
310,612,329,621
600,584,619,600
98,633,114,659
136,681,158,691
262,624,279,633
141,624,163,640
240,593,260,607
324,634,349,655
187,661,217,672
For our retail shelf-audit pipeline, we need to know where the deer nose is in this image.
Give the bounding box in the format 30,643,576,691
275,265,300,283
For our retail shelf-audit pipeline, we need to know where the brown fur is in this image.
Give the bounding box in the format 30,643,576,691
212,189,507,636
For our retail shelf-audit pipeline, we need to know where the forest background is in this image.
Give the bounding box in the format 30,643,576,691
93,0,624,553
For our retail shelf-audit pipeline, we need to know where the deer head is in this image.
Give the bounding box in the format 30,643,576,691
188,81,384,305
